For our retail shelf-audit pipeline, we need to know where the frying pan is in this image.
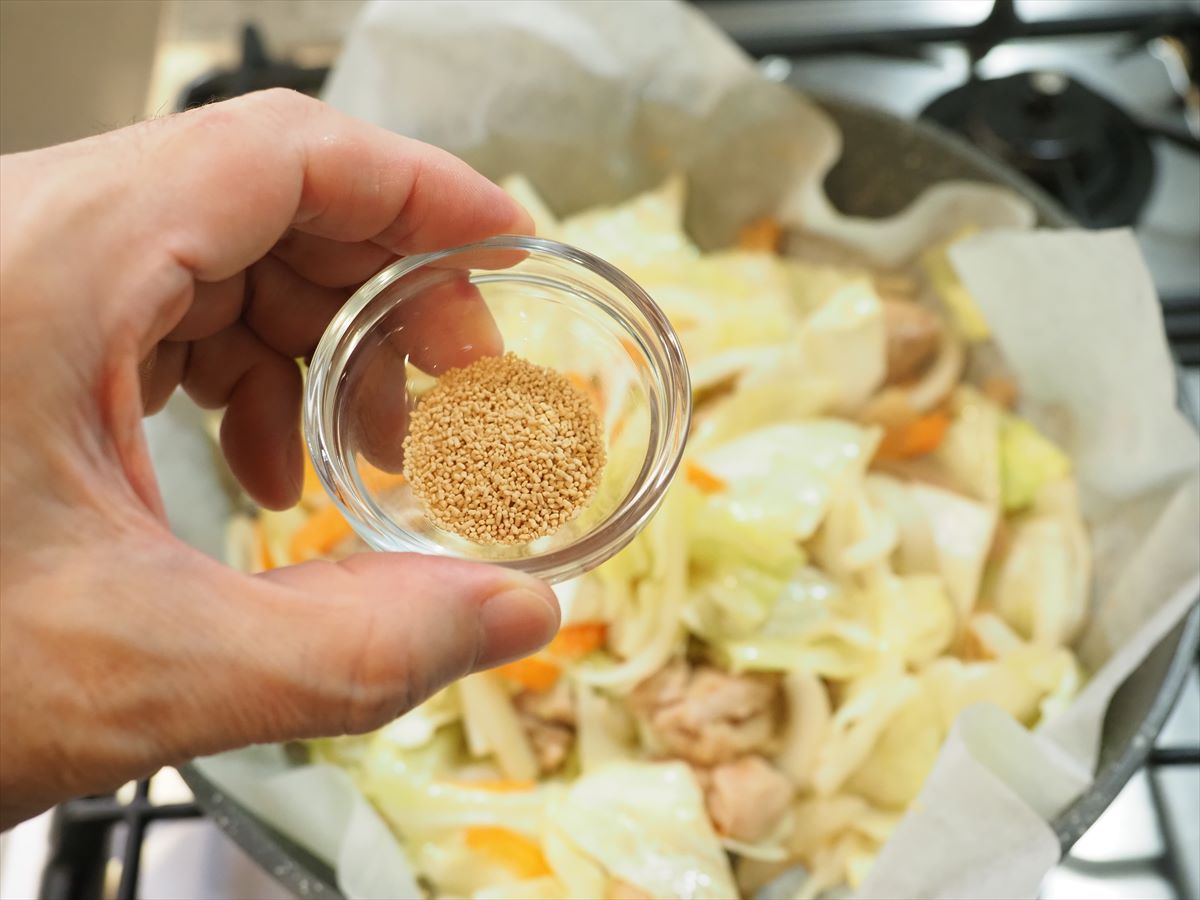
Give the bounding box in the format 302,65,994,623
177,96,1200,899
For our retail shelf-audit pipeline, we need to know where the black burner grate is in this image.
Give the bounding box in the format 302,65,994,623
39,777,202,900
921,72,1157,229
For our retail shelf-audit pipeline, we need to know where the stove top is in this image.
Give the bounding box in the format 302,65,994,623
703,0,1200,371
921,70,1157,228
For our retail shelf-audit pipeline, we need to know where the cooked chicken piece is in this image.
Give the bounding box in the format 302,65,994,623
698,756,795,844
882,299,942,383
515,679,576,774
609,879,653,900
523,719,573,773
629,660,781,766
873,271,919,303
982,374,1019,410
515,678,576,726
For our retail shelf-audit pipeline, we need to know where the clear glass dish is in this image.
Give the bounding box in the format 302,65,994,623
304,235,691,583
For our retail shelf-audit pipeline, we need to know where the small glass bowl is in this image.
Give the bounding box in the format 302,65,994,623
304,235,691,583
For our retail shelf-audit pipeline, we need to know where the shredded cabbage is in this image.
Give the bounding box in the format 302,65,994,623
934,386,1003,505
695,421,879,542
1000,416,1073,512
549,762,738,900
712,568,877,678
796,280,886,413
909,483,997,622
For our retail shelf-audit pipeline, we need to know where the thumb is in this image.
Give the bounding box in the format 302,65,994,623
185,553,559,755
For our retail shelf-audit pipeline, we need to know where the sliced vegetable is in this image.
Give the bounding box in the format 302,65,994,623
465,826,554,879
905,328,965,413
876,410,951,460
446,778,537,793
549,761,738,900
575,487,688,690
863,474,937,575
300,451,326,506
364,767,551,840
458,673,540,781
774,670,831,789
690,379,835,451
574,681,636,774
921,226,990,342
684,562,790,642
494,655,562,693
695,421,879,542
810,479,899,577
999,415,1072,512
557,176,698,271
288,503,353,562
933,386,1002,505
543,822,610,900
909,483,997,622
812,675,920,796
991,479,1090,646
253,521,276,571
685,460,727,494
797,280,886,412
711,568,877,678
924,644,1081,729
870,572,956,668
374,687,461,751
845,687,944,809
735,217,783,253
548,623,608,660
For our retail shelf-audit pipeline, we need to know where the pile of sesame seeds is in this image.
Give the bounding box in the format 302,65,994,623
402,353,606,545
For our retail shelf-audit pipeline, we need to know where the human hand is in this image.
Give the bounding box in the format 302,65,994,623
0,89,559,828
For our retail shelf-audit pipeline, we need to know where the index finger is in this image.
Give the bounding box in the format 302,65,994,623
141,88,533,284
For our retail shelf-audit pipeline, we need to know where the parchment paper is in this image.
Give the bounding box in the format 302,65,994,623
178,2,1200,899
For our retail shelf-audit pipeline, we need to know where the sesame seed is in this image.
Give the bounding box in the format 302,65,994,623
402,353,605,545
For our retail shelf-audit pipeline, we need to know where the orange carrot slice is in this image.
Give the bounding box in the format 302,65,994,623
686,460,728,494
300,453,325,505
464,827,553,879
547,622,607,660
493,655,562,693
445,778,537,793
876,410,951,460
288,504,353,562
610,413,629,445
254,521,276,572
736,217,783,253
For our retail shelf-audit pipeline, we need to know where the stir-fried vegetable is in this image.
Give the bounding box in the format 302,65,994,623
225,176,1090,900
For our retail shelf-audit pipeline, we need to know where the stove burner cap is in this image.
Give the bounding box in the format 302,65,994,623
921,71,1155,228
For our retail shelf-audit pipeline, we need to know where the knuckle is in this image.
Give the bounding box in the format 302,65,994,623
339,667,423,736
248,87,319,123
334,612,426,736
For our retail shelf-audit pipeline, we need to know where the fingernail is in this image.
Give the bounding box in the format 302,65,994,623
476,584,560,670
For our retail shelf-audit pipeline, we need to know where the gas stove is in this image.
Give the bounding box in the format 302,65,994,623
703,0,1200,378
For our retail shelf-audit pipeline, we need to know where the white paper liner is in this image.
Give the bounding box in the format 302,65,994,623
158,3,1200,899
